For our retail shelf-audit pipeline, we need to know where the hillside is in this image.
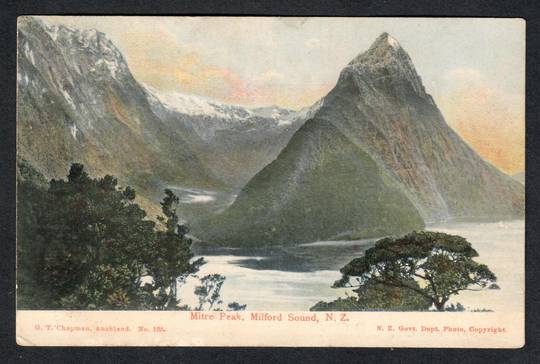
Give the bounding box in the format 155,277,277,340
200,33,524,246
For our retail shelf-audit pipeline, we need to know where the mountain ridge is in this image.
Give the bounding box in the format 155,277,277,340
316,33,524,221
17,17,313,211
142,83,316,187
17,20,523,245
200,32,524,246
197,116,424,245
18,16,233,213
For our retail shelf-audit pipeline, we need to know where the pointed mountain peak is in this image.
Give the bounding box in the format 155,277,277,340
18,16,47,32
349,32,407,66
370,32,401,51
343,32,428,98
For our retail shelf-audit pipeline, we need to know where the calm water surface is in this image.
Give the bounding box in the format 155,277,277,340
181,221,524,312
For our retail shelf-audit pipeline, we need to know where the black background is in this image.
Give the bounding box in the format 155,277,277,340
1,1,539,362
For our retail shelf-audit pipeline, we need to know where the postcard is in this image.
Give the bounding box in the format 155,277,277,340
16,16,525,347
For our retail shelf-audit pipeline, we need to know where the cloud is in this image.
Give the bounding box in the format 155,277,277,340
169,52,253,102
255,70,286,84
443,67,484,84
437,68,524,173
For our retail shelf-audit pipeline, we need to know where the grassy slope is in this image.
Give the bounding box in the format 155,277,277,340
198,118,424,246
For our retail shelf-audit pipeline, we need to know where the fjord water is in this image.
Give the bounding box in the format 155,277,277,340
186,220,524,312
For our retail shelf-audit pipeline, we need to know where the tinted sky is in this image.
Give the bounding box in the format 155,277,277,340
38,17,525,174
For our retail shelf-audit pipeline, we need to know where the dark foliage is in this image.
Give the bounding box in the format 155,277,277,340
331,231,496,311
17,163,243,310
311,278,432,312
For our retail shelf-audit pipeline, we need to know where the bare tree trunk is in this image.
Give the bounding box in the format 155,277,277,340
434,300,446,311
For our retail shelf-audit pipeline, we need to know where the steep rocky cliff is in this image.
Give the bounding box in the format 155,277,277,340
198,117,424,246
18,19,523,245
17,17,220,201
321,33,524,221
144,86,315,187
17,17,312,207
202,33,524,246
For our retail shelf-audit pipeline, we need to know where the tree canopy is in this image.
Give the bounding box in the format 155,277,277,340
311,278,432,312
18,163,158,308
17,163,244,311
332,231,497,311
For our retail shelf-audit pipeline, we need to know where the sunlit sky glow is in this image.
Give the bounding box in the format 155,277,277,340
38,17,525,174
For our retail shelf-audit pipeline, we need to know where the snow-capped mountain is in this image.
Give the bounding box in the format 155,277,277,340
144,85,253,123
144,85,305,126
201,33,524,246
17,16,315,208
143,85,315,186
143,85,302,140
18,16,222,200
19,18,521,248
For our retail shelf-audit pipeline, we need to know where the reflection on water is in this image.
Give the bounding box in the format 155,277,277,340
187,221,524,312
194,238,376,272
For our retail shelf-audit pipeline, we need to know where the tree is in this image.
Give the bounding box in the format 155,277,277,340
311,277,432,311
18,163,245,311
143,189,204,310
333,231,497,311
194,274,226,311
18,163,157,309
193,274,247,311
16,159,51,307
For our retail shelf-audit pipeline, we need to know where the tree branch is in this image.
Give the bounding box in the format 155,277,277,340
371,277,432,300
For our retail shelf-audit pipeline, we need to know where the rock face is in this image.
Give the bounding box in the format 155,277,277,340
18,19,524,245
17,17,312,204
324,33,524,221
198,117,424,246
512,172,525,185
17,17,220,200
203,33,524,246
144,86,315,187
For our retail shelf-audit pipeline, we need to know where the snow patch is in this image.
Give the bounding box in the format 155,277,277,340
182,194,216,203
96,58,122,79
69,124,79,140
60,88,75,109
23,42,36,65
49,26,59,41
17,72,23,84
143,84,252,120
245,105,299,126
387,35,400,49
